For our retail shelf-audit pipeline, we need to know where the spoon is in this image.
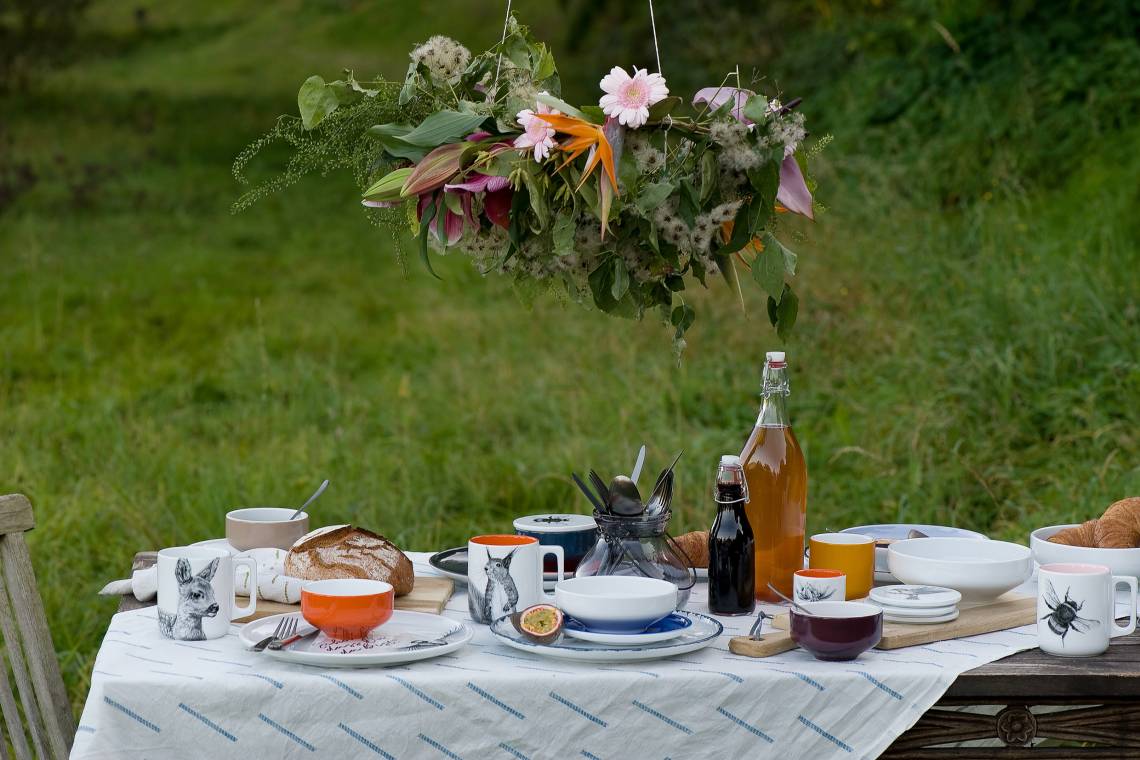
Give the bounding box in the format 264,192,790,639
631,444,647,485
608,475,644,516
767,583,819,617
291,479,329,520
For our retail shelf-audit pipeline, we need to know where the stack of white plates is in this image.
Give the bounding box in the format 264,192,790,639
869,585,962,625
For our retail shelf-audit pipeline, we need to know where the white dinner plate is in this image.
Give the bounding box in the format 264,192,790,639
562,613,692,645
191,538,239,555
489,611,721,662
238,611,472,668
884,609,960,625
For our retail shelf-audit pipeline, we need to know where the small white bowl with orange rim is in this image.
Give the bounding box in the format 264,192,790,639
793,568,846,603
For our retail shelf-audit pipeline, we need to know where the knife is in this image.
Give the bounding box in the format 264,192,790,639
268,627,319,650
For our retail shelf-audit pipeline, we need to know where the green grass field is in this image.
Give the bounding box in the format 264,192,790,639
3,0,1138,709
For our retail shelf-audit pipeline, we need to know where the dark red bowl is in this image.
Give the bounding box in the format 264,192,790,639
789,601,883,661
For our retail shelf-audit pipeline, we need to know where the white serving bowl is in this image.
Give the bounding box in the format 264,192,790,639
842,524,988,578
888,537,1032,601
554,576,677,633
1031,525,1140,579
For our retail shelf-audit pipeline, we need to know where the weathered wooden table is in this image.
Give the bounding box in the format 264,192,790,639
117,553,1140,757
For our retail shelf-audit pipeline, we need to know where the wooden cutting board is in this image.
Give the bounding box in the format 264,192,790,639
234,575,454,623
729,593,1035,658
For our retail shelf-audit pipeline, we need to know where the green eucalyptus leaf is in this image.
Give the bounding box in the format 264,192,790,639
752,240,785,301
762,232,798,276
417,201,442,280
532,43,556,80
443,191,464,217
775,285,799,339
671,303,695,337
535,92,588,121
397,111,488,147
398,61,419,106
612,258,630,300
699,151,717,203
635,181,674,216
579,105,606,124
298,76,341,130
552,215,576,257
742,94,770,123
520,167,549,230
647,96,682,122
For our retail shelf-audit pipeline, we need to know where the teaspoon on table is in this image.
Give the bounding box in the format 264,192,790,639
291,479,329,520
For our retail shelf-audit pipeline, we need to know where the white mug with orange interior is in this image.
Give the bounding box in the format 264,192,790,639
467,535,565,624
794,568,847,604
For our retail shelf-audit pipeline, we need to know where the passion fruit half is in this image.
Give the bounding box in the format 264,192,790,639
510,604,564,644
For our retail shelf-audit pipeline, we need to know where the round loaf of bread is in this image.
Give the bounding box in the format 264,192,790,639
285,525,414,595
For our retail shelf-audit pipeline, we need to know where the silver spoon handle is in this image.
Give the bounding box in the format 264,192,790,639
631,445,647,484
291,479,329,520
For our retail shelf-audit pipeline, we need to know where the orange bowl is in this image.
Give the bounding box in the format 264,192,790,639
301,579,394,640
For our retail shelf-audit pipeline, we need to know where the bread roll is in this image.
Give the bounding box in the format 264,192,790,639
285,525,414,595
672,530,709,569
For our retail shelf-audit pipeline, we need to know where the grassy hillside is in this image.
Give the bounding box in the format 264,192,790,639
2,0,1137,709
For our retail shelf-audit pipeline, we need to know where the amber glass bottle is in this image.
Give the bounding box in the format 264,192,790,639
740,351,808,602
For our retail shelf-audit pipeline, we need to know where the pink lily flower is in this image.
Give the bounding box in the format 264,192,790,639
692,86,754,125
694,86,814,219
418,191,475,246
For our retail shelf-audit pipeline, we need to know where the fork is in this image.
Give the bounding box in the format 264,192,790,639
266,617,299,650
249,616,294,652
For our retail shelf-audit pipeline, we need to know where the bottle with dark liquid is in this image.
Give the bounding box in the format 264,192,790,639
741,351,808,603
708,455,756,615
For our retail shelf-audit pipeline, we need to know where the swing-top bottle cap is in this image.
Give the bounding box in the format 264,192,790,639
719,455,742,467
766,351,786,368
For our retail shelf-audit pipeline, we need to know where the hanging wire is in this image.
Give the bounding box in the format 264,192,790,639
647,0,667,170
493,0,514,94
648,0,663,75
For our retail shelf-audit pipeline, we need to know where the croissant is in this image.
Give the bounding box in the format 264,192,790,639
1093,497,1140,549
1048,519,1099,547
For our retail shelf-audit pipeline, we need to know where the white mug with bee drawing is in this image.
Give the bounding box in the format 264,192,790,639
1037,563,1137,657
467,535,564,624
157,547,258,640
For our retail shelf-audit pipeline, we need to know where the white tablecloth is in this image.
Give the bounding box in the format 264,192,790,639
72,552,1041,760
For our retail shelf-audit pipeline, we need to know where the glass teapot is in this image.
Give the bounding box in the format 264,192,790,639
574,511,695,607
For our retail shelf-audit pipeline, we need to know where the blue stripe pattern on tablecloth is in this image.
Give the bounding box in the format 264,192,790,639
418,732,463,759
229,671,283,689
717,706,774,743
852,671,903,700
319,674,364,699
103,697,160,733
549,692,607,727
633,700,692,735
338,722,395,758
387,675,445,710
797,715,852,753
258,713,314,751
498,742,531,759
178,703,236,742
466,682,525,719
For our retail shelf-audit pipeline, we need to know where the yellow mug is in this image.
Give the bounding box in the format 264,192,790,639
809,533,874,600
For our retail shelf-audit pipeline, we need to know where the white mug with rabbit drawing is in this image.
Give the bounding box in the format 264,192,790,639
157,547,258,640
1037,562,1137,657
467,535,564,624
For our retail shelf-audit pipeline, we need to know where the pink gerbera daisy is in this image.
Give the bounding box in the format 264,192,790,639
513,92,560,162
598,66,669,129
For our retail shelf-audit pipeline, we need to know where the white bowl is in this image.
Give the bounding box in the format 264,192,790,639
1031,525,1140,578
888,537,1032,601
842,524,988,576
554,576,677,633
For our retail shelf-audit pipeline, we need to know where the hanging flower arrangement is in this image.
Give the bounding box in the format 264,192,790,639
234,18,824,348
